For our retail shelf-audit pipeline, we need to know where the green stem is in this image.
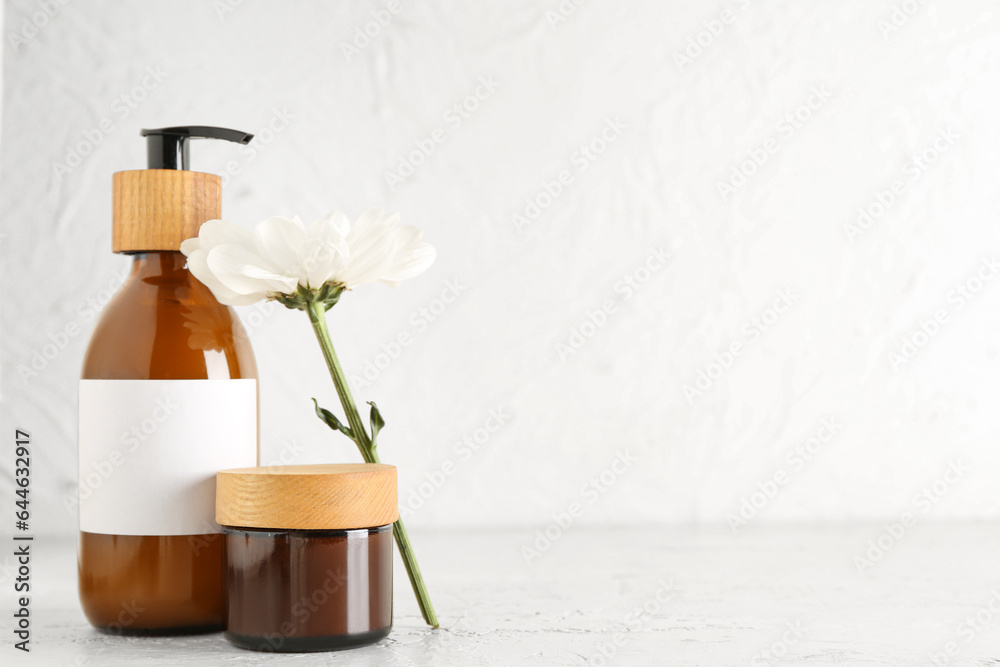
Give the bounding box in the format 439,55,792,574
306,301,439,629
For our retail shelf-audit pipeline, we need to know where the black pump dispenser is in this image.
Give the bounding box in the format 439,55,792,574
140,126,254,170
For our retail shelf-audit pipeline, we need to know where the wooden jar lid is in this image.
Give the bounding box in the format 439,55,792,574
112,169,221,252
216,464,398,530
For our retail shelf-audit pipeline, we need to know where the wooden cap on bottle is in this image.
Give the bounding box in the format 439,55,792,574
216,464,398,530
112,169,221,253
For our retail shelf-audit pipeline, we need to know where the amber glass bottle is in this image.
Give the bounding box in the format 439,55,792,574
80,251,257,633
79,127,257,634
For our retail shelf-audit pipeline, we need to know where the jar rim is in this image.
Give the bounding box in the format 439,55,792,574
221,523,393,536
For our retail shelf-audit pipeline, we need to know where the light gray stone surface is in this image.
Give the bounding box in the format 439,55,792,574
6,524,1000,665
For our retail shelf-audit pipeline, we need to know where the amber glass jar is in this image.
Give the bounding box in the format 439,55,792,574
79,250,258,634
216,464,398,652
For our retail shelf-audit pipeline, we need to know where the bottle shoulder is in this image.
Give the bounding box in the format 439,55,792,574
82,278,258,380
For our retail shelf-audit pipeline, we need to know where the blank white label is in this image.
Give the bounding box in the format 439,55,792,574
79,379,258,536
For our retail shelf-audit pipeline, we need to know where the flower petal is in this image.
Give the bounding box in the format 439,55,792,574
298,214,350,287
380,242,437,283
206,244,298,295
315,211,352,238
346,209,399,256
252,216,307,275
185,249,265,305
303,241,348,288
179,237,201,256
340,209,402,287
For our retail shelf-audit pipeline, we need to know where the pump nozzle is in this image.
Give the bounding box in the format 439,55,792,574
140,126,254,170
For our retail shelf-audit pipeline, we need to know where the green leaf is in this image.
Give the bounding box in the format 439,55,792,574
368,401,385,448
312,398,353,439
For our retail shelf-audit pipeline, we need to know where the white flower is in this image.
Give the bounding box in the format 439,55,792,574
180,209,436,306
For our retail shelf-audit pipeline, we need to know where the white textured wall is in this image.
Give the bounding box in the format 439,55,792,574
2,0,1000,538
